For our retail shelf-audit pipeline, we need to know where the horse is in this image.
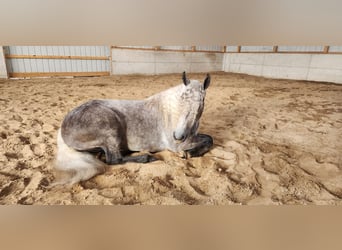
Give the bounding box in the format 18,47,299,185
54,72,213,184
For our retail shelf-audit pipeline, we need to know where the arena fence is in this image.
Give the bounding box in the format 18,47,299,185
3,46,111,78
1,45,341,78
223,46,342,84
225,46,342,54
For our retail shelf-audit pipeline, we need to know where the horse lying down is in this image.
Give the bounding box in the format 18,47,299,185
55,72,213,184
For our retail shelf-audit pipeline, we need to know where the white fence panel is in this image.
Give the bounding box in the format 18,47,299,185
226,46,238,52
329,46,342,52
240,46,273,52
196,45,223,52
4,46,110,77
278,46,324,52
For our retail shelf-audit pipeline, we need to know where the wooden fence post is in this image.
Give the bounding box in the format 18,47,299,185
323,46,330,53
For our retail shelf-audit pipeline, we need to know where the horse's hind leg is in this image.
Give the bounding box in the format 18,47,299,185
103,150,157,165
104,148,123,164
103,137,125,165
184,134,213,158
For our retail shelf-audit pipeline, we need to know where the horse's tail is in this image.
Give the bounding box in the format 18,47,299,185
53,129,106,185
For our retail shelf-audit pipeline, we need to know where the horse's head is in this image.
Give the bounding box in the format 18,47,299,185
173,72,210,142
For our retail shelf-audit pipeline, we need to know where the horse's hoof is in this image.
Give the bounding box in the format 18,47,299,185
181,151,190,159
147,155,159,163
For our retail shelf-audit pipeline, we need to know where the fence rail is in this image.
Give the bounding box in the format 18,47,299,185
111,46,226,53
112,45,342,54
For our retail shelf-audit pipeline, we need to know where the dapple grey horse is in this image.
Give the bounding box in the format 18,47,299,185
55,72,213,184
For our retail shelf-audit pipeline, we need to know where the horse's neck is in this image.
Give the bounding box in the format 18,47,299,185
148,85,182,108
147,85,182,129
162,86,181,106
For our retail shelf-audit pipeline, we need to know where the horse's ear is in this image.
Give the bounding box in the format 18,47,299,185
203,73,211,90
182,71,190,86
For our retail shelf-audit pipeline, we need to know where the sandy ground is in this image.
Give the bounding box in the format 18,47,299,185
0,72,341,205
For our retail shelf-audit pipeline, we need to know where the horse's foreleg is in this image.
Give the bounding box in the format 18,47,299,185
122,154,158,164
184,134,213,158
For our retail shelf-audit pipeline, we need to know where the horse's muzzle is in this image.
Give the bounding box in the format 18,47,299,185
173,132,187,142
